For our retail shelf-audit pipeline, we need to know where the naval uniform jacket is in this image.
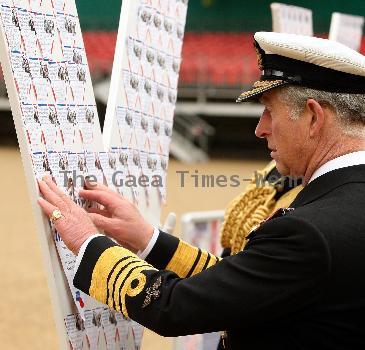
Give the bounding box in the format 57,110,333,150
74,165,365,349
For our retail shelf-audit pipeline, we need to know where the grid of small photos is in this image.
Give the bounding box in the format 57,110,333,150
0,0,103,181
0,1,148,349
105,0,188,204
65,308,143,350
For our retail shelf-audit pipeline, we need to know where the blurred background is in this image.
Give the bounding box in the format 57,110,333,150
2,0,365,158
1,0,364,349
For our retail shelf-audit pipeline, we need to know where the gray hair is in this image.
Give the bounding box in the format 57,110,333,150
278,85,365,138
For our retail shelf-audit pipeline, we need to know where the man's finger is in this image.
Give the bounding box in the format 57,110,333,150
38,180,69,212
89,213,118,232
38,197,59,217
43,176,75,207
79,189,119,209
84,180,117,195
87,207,112,218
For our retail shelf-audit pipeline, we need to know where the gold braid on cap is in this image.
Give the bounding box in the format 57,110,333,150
220,161,303,255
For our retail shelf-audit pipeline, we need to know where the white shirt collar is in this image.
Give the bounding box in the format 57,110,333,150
308,151,365,184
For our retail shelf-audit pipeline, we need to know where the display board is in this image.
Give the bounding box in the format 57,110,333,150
180,210,224,257
175,210,224,350
329,12,364,52
102,0,188,347
103,0,188,224
0,0,188,349
271,2,313,36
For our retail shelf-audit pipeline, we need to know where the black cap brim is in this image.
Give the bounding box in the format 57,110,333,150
236,79,288,103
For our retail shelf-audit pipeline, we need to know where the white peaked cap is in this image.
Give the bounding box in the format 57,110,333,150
237,32,365,103
255,31,365,77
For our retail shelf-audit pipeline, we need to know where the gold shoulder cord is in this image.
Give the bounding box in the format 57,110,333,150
220,161,303,255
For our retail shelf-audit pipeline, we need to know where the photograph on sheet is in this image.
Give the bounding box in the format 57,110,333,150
101,308,119,349
83,307,103,350
64,314,85,350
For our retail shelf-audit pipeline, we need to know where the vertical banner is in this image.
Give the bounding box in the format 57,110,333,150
0,0,106,348
103,0,188,217
103,1,189,343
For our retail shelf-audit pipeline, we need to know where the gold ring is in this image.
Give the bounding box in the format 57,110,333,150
50,209,63,222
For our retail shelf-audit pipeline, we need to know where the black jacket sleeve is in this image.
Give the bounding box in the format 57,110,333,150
73,215,331,337
145,231,222,277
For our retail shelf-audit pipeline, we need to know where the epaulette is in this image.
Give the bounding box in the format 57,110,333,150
220,161,303,254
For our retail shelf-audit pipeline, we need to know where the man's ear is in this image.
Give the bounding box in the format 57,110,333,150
305,98,325,138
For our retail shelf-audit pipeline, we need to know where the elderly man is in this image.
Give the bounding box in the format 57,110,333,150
38,32,365,349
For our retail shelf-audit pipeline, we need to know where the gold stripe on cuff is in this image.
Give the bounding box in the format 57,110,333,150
166,240,200,278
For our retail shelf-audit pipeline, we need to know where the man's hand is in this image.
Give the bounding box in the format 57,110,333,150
37,176,98,255
79,181,154,253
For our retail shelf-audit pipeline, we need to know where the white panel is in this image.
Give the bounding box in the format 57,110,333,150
271,2,313,36
174,210,224,350
329,12,364,52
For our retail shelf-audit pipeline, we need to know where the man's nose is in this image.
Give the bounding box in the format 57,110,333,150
255,112,271,138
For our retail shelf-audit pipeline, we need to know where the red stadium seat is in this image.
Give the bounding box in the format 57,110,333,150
0,31,260,86
83,32,117,76
180,32,258,86
5,31,359,88
360,36,365,55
